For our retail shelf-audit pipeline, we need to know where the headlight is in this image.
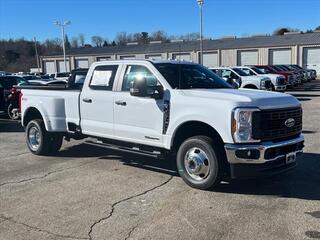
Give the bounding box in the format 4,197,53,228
231,108,260,143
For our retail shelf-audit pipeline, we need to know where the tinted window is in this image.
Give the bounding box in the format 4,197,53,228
154,63,231,89
90,65,118,90
232,68,249,76
57,73,70,77
122,65,158,91
74,73,86,85
0,77,16,89
250,67,264,74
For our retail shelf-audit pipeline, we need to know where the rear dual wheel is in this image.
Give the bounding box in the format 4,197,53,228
26,119,63,155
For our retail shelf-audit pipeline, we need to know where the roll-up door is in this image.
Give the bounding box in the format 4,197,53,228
269,48,292,65
76,59,89,68
44,61,55,74
172,53,191,61
303,47,320,77
237,50,258,66
57,60,70,72
203,52,218,67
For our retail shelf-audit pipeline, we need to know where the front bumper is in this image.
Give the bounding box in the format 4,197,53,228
224,135,304,178
275,85,286,91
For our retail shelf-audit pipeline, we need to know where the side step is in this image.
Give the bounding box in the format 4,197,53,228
85,140,166,158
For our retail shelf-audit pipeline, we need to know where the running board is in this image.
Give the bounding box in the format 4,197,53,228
85,140,165,158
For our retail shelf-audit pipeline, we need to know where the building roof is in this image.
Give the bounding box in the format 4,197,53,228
43,32,320,57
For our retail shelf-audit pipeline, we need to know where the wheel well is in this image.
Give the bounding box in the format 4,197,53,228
172,121,224,150
243,84,258,89
23,107,43,126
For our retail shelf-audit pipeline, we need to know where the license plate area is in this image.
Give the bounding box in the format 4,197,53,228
286,152,296,164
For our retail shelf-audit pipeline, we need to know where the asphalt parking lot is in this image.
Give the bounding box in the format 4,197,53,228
0,81,320,240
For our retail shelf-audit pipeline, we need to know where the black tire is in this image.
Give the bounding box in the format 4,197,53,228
176,136,224,190
7,104,20,120
26,119,63,155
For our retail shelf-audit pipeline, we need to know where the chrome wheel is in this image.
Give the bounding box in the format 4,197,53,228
184,147,210,181
28,126,41,151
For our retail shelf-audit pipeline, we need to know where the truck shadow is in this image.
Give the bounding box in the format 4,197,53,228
103,150,320,201
0,118,24,132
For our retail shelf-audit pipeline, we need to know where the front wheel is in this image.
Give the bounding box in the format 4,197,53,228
176,136,223,190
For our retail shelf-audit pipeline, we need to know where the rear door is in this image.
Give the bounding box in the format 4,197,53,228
80,64,120,138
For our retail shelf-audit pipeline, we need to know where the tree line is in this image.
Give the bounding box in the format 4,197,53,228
1,26,319,72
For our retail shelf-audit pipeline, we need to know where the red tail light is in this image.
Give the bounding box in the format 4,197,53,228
11,87,17,94
19,92,23,113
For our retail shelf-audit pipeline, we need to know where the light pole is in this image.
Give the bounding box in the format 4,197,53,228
54,20,71,72
197,0,204,65
34,37,40,73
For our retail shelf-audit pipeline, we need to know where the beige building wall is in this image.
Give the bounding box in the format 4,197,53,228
220,49,236,66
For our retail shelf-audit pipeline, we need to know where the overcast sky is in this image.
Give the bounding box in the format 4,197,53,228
0,0,319,42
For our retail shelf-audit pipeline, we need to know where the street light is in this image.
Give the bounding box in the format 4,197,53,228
197,0,204,65
54,20,71,73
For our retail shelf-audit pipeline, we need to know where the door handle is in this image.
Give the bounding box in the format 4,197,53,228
82,98,92,103
115,100,127,106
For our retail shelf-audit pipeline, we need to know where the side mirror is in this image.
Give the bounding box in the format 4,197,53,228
130,77,148,97
130,77,164,99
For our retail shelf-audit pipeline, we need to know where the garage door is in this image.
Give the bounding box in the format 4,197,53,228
57,60,70,73
120,55,136,60
75,59,89,69
97,57,111,61
269,48,292,65
237,50,258,66
172,53,191,61
203,52,218,67
44,61,55,74
303,47,320,77
145,54,162,60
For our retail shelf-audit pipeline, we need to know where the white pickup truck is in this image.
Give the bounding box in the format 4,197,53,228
233,66,287,91
19,60,304,190
210,67,273,91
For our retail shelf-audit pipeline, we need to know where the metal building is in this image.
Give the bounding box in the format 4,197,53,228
41,32,320,77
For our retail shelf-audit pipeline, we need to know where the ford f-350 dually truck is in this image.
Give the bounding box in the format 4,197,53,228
19,60,304,190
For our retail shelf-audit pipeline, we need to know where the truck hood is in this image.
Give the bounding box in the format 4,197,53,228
241,75,270,82
180,88,300,109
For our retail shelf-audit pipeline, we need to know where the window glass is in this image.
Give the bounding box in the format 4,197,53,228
122,65,158,91
154,63,231,89
90,65,118,90
232,68,249,76
74,73,86,84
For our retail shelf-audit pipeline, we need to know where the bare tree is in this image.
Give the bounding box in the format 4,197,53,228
151,30,168,42
273,27,300,35
79,33,85,46
71,37,79,48
115,32,132,45
91,36,104,47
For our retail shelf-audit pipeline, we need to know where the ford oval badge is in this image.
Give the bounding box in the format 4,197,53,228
285,118,295,128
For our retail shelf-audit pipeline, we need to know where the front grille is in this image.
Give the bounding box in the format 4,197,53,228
264,80,272,89
276,77,285,85
252,107,302,141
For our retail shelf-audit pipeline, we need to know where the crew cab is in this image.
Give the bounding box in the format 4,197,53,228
233,66,286,91
210,67,272,91
19,60,304,190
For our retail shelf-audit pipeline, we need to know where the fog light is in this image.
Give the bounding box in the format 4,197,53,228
235,149,260,159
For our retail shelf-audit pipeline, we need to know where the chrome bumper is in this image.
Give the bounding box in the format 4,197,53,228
275,85,286,91
224,135,304,164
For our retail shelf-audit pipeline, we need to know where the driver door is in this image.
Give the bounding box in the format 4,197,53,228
113,64,165,147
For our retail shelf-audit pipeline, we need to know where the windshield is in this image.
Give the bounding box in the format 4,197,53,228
232,68,249,76
154,63,231,89
270,66,283,72
250,67,264,74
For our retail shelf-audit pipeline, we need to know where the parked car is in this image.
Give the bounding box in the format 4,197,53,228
0,75,29,118
275,65,305,83
19,60,304,190
289,65,316,81
233,66,286,92
210,67,273,91
252,65,296,87
54,72,70,81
